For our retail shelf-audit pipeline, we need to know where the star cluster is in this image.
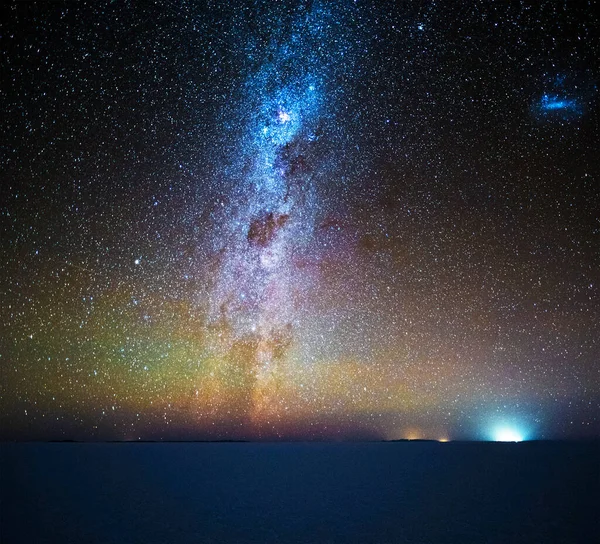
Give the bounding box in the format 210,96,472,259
1,0,598,441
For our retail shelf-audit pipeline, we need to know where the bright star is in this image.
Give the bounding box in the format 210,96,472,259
278,110,291,123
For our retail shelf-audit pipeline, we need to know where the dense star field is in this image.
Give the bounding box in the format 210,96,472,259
1,0,598,441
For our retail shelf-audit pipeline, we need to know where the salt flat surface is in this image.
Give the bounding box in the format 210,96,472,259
1,441,598,543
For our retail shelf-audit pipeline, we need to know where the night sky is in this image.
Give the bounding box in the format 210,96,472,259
1,0,598,441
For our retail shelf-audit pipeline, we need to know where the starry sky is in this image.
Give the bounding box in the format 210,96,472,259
1,0,598,441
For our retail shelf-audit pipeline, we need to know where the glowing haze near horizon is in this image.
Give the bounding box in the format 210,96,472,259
2,0,599,441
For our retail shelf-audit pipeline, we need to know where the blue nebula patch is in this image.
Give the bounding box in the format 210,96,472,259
540,93,580,113
532,92,583,121
531,74,588,122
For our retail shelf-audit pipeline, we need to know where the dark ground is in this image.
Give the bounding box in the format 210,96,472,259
1,441,598,543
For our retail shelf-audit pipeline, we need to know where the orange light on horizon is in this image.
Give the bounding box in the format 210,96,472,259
404,428,422,440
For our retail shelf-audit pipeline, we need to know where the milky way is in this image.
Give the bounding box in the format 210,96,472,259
2,0,599,441
205,3,360,426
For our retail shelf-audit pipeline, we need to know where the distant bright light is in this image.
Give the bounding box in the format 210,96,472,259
494,427,524,442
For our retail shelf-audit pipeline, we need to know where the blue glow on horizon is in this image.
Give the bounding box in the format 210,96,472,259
486,419,532,442
493,427,525,442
